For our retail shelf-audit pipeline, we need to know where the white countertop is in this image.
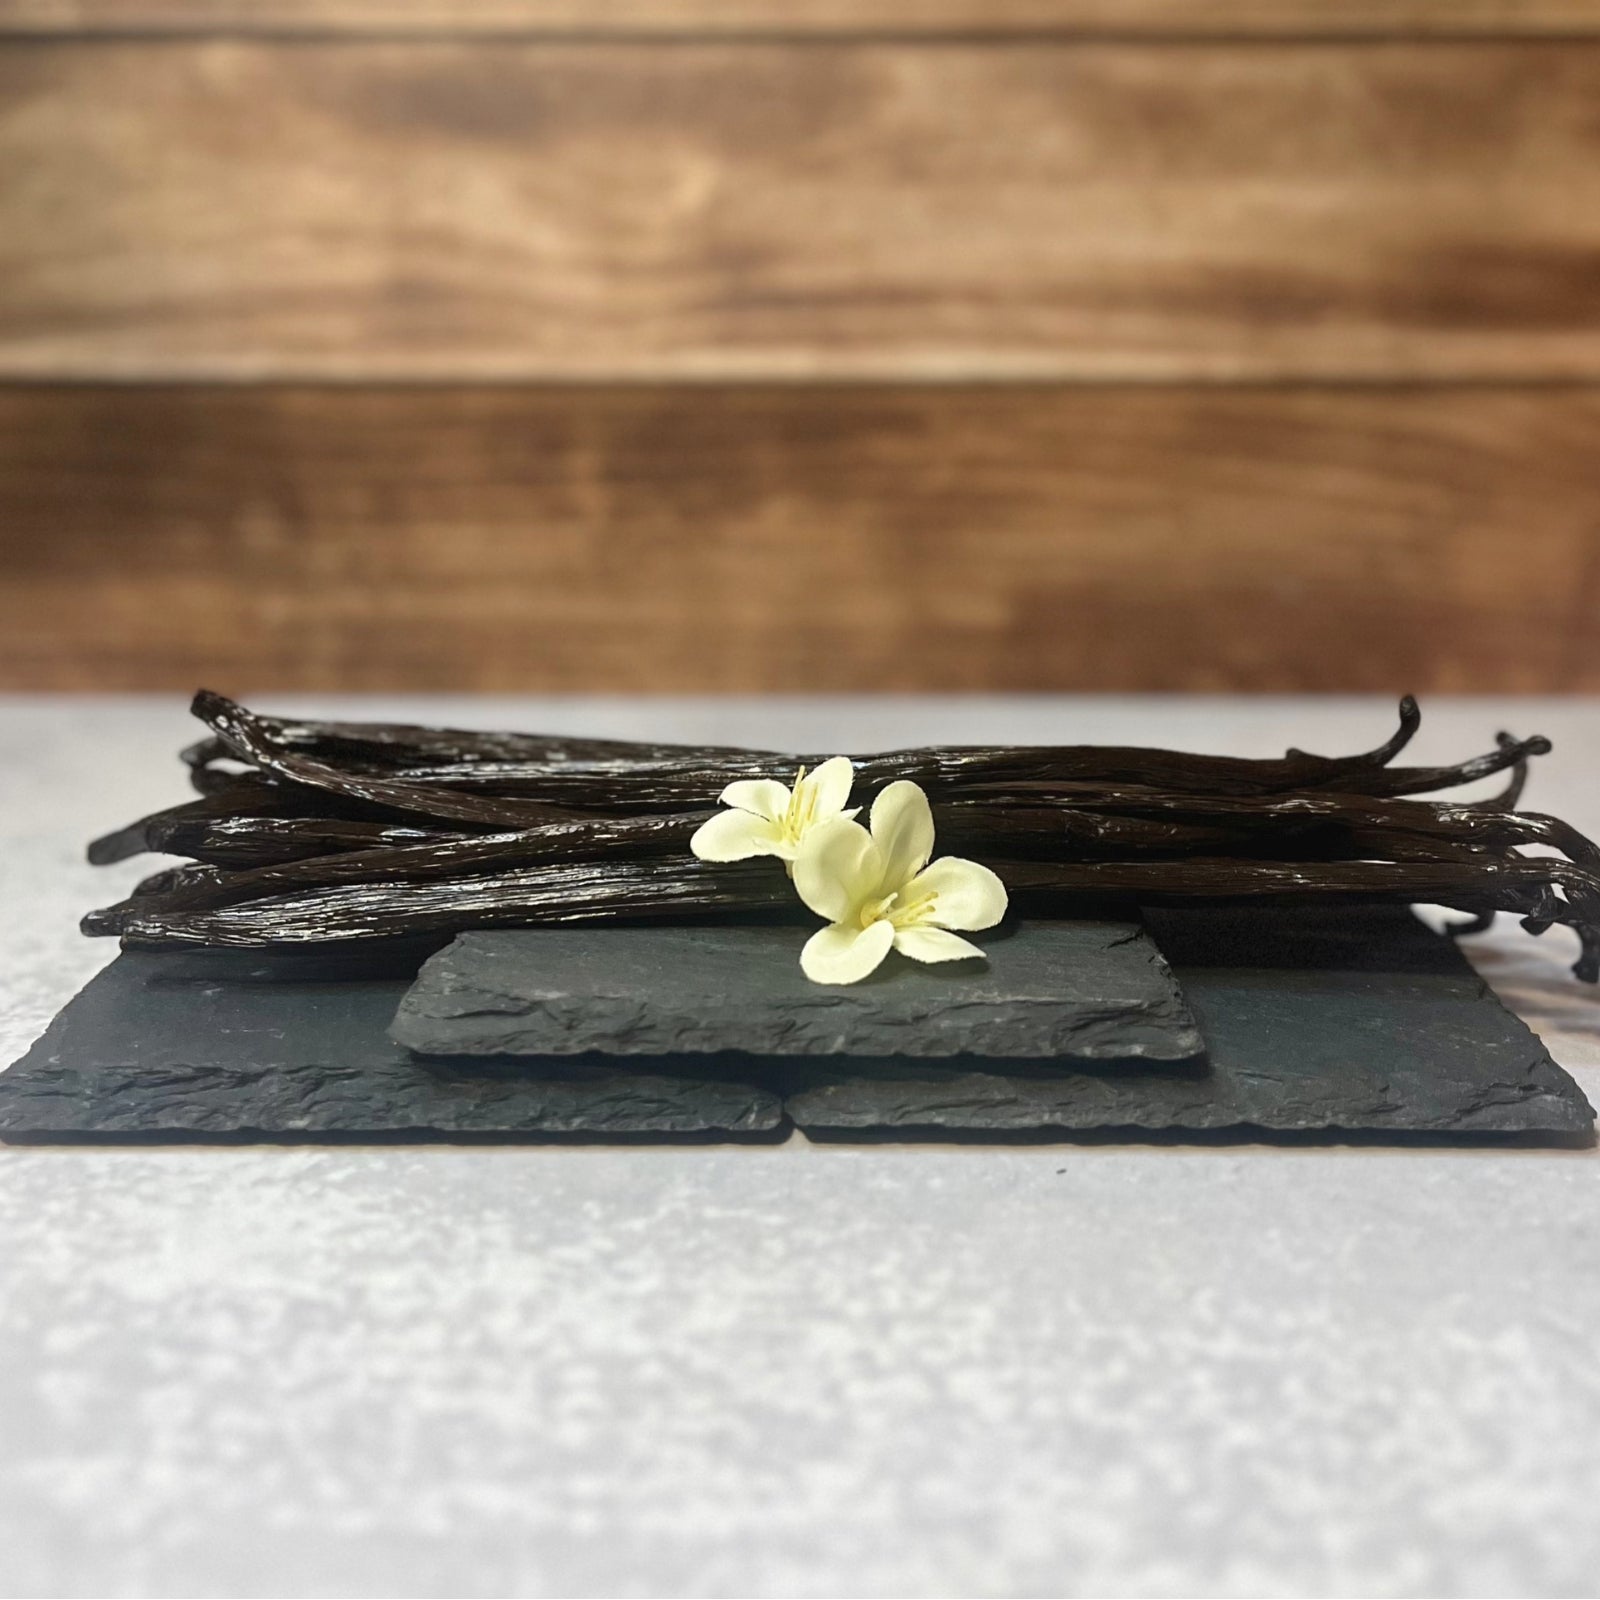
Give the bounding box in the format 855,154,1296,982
4,696,1599,1599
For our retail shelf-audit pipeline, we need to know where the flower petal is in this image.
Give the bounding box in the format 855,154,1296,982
792,816,885,922
892,925,987,965
870,780,936,888
804,755,857,818
905,856,1009,930
689,808,784,862
801,918,896,985
717,778,790,821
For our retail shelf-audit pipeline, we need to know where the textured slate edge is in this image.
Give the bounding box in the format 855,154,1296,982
391,920,1205,1063
797,1125,1598,1150
0,1126,793,1147
0,955,784,1140
781,907,1597,1142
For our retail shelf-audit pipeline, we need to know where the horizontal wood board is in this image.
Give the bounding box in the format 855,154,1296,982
5,0,1600,33
3,40,1600,380
3,385,1596,692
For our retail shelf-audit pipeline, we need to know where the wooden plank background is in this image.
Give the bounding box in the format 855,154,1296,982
6,41,1600,381
1,7,1597,691
6,1,1600,36
6,385,1598,692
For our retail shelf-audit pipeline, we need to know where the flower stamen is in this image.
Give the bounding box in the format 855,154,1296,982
859,894,897,929
780,766,816,846
887,890,938,928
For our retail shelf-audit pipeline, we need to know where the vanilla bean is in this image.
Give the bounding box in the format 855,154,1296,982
112,858,792,948
86,783,307,865
194,691,584,829
148,815,468,868
193,710,764,769
88,774,475,865
90,800,1518,936
946,787,1600,867
87,812,713,928
1466,734,1530,812
368,732,1431,808
995,856,1600,980
106,851,1600,982
190,690,1436,814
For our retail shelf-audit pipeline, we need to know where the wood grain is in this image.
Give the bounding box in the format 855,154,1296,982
5,0,1598,35
4,41,1600,381
3,384,1596,693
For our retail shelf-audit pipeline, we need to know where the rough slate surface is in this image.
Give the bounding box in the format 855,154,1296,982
785,906,1596,1139
392,918,1203,1062
0,954,782,1139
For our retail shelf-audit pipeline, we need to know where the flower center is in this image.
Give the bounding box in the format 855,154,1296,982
780,765,819,845
858,893,895,929
888,888,938,928
859,888,937,930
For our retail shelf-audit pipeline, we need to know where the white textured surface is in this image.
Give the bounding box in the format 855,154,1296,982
3,695,1599,1599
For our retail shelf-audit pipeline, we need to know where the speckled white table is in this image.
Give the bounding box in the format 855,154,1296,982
4,696,1599,1600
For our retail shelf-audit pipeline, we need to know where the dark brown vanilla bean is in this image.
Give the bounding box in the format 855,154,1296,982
368,727,1439,808
1331,735,1553,799
194,689,1419,785
105,850,1600,980
147,816,468,868
189,690,1437,812
86,782,306,865
995,857,1600,980
194,690,585,828
366,726,1540,810
199,708,766,769
945,788,1600,867
88,775,475,865
87,798,1518,937
941,806,1504,868
113,858,792,948
992,853,1600,913
87,812,714,929
1466,735,1530,812
187,689,1533,815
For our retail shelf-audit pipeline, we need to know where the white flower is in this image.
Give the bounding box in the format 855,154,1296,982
791,780,1008,985
690,756,858,864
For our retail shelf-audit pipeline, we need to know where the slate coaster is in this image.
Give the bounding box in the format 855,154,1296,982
782,906,1596,1140
0,954,782,1140
391,919,1204,1063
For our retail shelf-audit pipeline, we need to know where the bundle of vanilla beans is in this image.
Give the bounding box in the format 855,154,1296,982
84,690,1600,980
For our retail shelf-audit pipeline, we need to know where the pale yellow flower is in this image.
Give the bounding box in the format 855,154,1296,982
690,756,858,864
791,780,1008,985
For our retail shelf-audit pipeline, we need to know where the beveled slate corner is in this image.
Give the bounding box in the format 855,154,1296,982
391,919,1204,1063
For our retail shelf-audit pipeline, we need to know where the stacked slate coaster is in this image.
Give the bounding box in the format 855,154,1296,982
1,909,1591,1143
390,920,1203,1064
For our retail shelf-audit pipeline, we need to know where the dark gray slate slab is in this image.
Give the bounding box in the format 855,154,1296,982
392,919,1203,1063
0,954,782,1140
5,908,1592,1145
783,906,1596,1140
